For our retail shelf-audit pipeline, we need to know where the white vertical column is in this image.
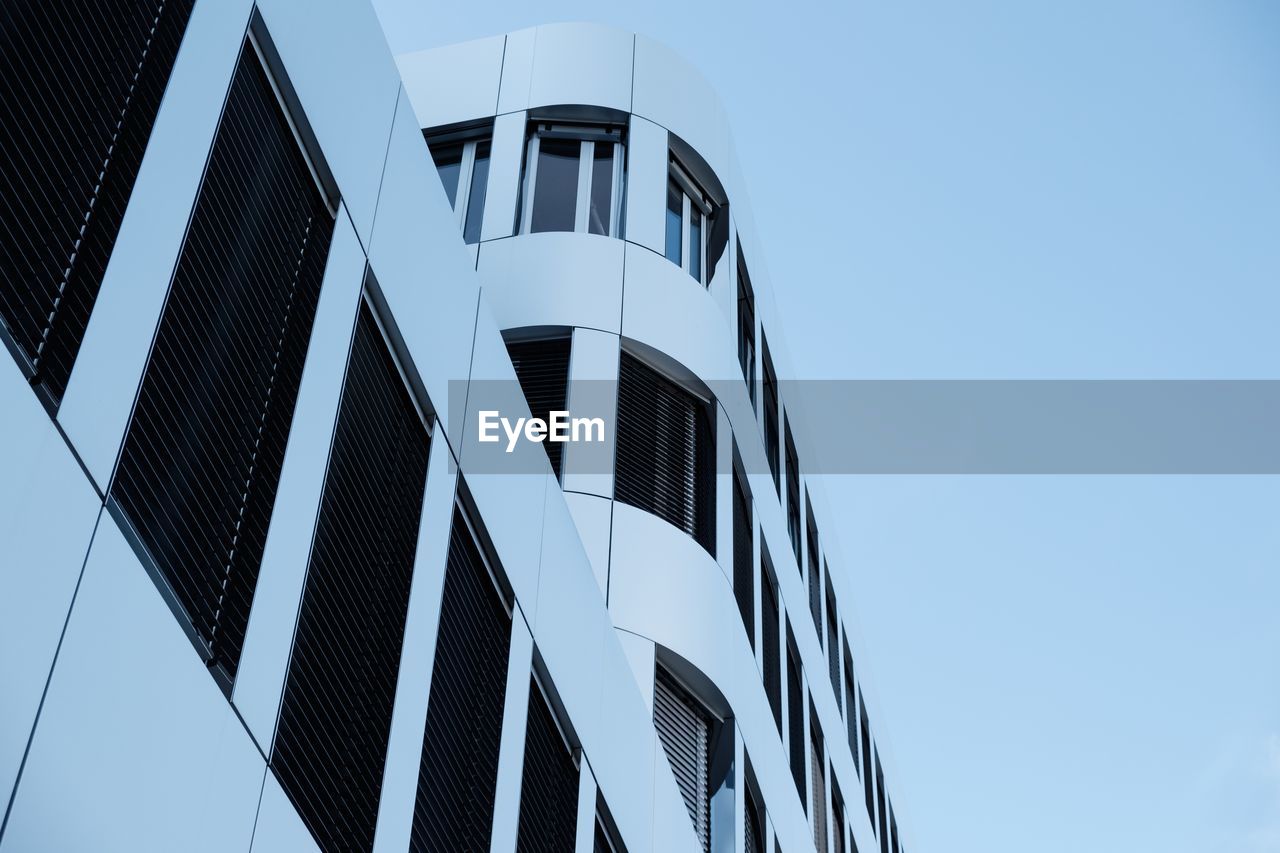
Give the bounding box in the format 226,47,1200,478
481,111,528,242
489,610,535,853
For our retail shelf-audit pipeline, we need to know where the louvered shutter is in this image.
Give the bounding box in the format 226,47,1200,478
615,353,715,553
516,678,580,853
507,336,571,477
412,508,513,851
110,41,333,683
732,471,753,646
812,731,828,853
271,302,429,852
1,0,193,401
744,774,764,853
762,574,783,735
787,630,806,806
654,667,711,851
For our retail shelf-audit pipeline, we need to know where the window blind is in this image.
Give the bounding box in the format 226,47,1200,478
654,666,711,852
110,40,333,684
615,352,715,553
516,677,580,853
0,0,194,401
271,301,429,852
507,336,571,478
412,508,512,852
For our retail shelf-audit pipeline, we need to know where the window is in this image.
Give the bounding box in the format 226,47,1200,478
516,676,580,853
507,334,572,478
811,717,828,853
737,249,757,407
272,299,429,852
413,507,513,852
785,422,802,566
0,0,194,402
593,798,627,853
744,754,766,853
520,122,625,237
110,38,333,686
826,577,842,710
761,556,783,736
654,666,713,851
427,129,491,244
860,699,874,824
843,636,858,770
807,505,822,637
889,802,901,853
665,155,716,285
615,352,715,553
732,464,754,647
786,623,806,806
762,336,780,495
875,752,889,853
832,780,847,853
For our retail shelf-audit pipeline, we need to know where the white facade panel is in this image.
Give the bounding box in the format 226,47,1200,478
477,233,625,335
397,36,505,128
623,115,670,256
495,27,537,115
562,491,613,598
250,773,319,853
526,24,635,114
562,326,621,499
632,34,731,184
481,110,528,242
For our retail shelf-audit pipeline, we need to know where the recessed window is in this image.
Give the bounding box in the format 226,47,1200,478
427,129,492,244
761,554,783,736
516,675,580,852
786,623,806,806
737,249,757,408
762,336,780,496
744,754,766,853
807,504,822,637
811,716,828,853
506,334,572,479
860,700,874,824
665,156,715,285
875,751,889,853
826,575,842,710
843,634,858,768
832,780,847,853
520,122,625,238
786,422,802,567
732,463,754,647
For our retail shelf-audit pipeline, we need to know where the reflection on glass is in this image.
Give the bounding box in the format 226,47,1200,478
463,140,490,244
531,138,580,233
689,208,703,282
430,142,463,209
589,143,614,236
666,179,683,265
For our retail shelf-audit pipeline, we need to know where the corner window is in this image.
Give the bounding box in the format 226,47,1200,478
427,130,492,244
665,156,715,285
520,122,625,237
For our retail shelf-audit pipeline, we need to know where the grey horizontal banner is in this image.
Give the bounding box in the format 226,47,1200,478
449,380,1280,474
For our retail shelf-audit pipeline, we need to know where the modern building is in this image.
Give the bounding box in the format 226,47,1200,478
0,4,909,853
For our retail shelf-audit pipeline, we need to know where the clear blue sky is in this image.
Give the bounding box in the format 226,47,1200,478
372,2,1280,851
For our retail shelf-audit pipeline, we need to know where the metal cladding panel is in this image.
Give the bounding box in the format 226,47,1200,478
0,0,194,401
110,41,333,684
508,335,571,478
271,302,430,853
614,352,715,554
397,37,505,128
412,508,512,851
653,667,711,851
516,678,580,853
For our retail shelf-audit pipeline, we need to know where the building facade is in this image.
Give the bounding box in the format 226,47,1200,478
0,4,908,853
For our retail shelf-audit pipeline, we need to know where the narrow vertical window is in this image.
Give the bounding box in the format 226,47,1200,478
811,719,828,853
762,336,780,495
506,334,572,479
667,155,716,285
761,559,783,736
516,676,580,853
826,577,842,709
532,137,580,233
744,755,766,853
272,300,430,852
0,0,195,402
832,781,847,853
786,624,806,806
427,128,494,245
665,178,684,265
860,700,874,825
843,636,858,769
737,250,757,407
110,39,334,684
589,142,615,235
785,422,802,566
732,466,754,647
464,140,491,243
875,752,889,853
413,508,513,851
689,208,703,282
521,122,625,237
615,353,715,554
807,506,822,636
654,666,712,851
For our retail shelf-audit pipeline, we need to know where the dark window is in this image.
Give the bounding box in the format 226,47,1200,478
761,562,783,736
889,802,900,853
737,250,757,407
272,301,429,853
593,812,625,853
807,507,822,637
615,352,715,553
532,137,580,233
786,624,806,807
875,752,889,853
427,131,492,244
0,0,194,402
785,422,801,566
516,677,580,853
413,508,513,851
732,467,754,647
762,337,780,496
523,123,624,237
744,754,765,853
654,666,712,851
811,719,827,853
843,637,858,770
689,208,703,282
110,41,333,684
589,143,614,236
826,577,841,710
665,178,683,265
668,155,716,285
507,335,571,478
860,700,874,825
832,780,847,853
430,141,464,207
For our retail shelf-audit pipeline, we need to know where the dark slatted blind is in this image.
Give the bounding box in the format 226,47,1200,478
516,678,580,853
654,666,711,851
111,41,333,683
615,352,715,553
0,0,193,401
826,582,841,710
732,470,754,647
761,570,782,736
744,762,764,853
807,515,822,637
412,508,512,852
860,700,874,824
271,302,429,853
507,336,571,478
812,725,828,853
786,627,806,807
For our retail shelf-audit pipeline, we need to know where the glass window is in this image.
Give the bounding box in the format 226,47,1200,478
431,141,464,208
589,143,614,236
689,208,702,282
532,137,580,233
665,178,683,265
463,140,490,244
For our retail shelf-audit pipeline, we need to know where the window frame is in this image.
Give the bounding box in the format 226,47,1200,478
427,127,493,244
667,155,714,285
519,122,626,238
